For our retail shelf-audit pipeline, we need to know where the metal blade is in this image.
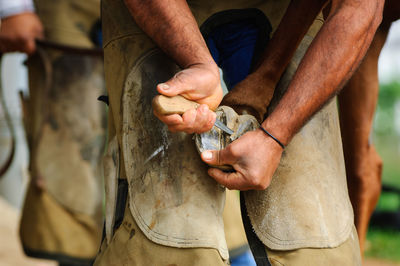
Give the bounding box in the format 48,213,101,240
214,119,234,135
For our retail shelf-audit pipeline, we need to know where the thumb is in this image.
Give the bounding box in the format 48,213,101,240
157,72,191,97
201,148,235,167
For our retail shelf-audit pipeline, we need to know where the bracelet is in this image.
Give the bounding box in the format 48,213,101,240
259,126,285,149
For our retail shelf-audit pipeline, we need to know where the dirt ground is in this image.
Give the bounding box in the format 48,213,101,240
0,196,399,266
0,197,56,266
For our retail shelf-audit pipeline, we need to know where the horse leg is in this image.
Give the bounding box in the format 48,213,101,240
338,25,389,255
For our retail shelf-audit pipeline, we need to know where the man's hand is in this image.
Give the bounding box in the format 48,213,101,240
0,12,43,55
154,62,223,133
201,129,283,190
125,0,223,133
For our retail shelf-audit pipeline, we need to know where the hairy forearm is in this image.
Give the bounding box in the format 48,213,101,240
263,0,384,144
124,0,216,70
221,0,326,121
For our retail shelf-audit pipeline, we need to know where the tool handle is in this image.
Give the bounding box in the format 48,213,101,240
152,95,200,115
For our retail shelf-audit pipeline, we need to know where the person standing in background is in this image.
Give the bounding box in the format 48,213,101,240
0,1,106,265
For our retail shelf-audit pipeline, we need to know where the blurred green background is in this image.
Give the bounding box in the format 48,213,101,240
365,81,400,262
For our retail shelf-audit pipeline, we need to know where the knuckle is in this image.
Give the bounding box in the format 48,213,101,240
225,145,233,154
186,124,196,133
197,121,212,133
172,71,187,85
185,128,194,134
227,145,239,157
168,126,178,133
225,184,235,190
256,182,269,190
206,117,215,130
183,112,196,125
248,172,269,190
255,177,270,190
206,123,213,132
180,125,189,133
249,177,260,188
196,128,208,134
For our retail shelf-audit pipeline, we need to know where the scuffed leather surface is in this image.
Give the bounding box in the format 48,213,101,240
19,0,105,259
102,0,353,252
29,53,105,216
244,16,354,250
103,136,119,245
122,49,228,259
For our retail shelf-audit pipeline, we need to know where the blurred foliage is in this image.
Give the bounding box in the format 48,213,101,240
365,229,400,261
375,193,400,211
374,82,400,136
373,81,400,187
375,140,400,188
378,82,400,106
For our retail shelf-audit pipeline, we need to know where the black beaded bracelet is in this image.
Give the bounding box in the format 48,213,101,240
259,126,285,149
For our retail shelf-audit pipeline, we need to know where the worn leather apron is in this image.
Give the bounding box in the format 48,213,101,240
19,0,105,263
245,17,354,250
101,0,353,259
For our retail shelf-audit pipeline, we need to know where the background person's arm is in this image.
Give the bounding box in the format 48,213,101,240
124,0,222,133
202,0,384,190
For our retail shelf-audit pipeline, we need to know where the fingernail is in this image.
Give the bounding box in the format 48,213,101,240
202,151,212,160
158,83,169,90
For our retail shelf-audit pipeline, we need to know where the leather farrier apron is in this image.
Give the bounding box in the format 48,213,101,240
19,0,105,264
100,0,354,263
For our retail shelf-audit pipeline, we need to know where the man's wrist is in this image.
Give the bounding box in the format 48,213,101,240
185,60,218,73
187,61,220,85
261,117,292,148
259,125,285,149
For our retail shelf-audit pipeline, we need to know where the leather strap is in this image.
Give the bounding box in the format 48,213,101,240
0,54,16,178
240,192,271,266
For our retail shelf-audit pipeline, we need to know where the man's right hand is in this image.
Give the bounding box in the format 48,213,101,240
0,12,43,55
153,62,223,134
125,0,223,134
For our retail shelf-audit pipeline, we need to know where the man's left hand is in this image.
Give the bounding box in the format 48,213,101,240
201,129,283,190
